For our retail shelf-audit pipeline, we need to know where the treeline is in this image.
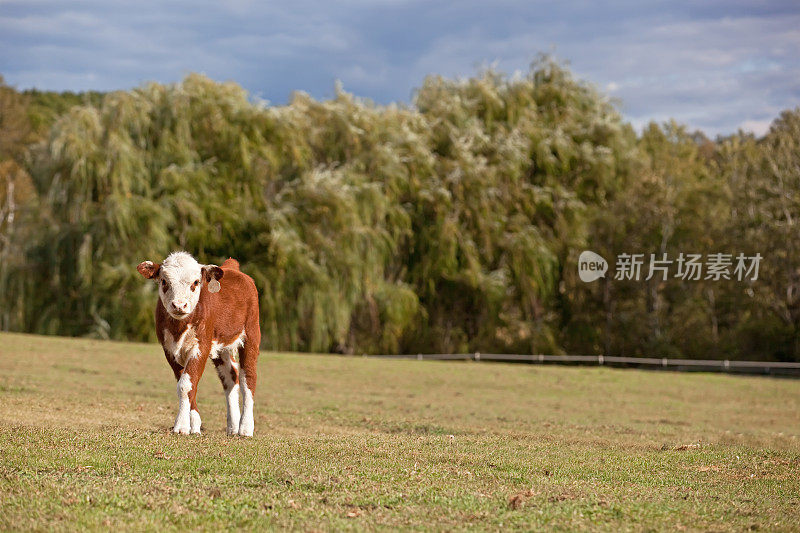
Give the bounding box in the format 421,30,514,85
1,60,799,360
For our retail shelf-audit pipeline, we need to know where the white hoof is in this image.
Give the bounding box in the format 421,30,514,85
190,410,202,435
173,410,191,434
238,417,254,437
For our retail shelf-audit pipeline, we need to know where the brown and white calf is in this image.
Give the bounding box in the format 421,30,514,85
137,251,260,436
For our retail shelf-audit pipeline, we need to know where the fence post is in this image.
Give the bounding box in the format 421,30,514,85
417,353,422,361
598,354,604,366
474,352,481,362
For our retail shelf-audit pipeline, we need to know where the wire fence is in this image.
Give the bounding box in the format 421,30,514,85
361,352,800,377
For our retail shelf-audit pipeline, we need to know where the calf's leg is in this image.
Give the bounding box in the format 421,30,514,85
213,349,241,435
174,355,206,435
238,341,258,437
173,372,192,435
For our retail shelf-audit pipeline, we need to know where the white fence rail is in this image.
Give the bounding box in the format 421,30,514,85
363,352,800,376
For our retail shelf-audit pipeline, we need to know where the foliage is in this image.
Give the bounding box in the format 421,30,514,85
1,63,800,359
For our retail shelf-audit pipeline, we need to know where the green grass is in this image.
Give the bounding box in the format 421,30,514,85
0,332,798,531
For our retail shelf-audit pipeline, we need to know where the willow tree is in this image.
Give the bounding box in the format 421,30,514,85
9,62,797,360
413,58,641,354
5,61,647,355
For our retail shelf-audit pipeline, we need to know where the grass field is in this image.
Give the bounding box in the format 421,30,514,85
0,332,799,531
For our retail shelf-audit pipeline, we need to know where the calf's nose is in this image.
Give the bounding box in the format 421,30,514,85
171,300,189,312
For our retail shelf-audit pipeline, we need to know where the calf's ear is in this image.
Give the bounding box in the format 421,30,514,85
203,265,224,282
203,265,224,293
137,261,160,279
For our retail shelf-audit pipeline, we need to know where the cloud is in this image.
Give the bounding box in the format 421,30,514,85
0,0,798,136
739,119,773,136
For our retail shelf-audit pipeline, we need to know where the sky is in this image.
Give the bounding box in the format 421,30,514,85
1,0,799,137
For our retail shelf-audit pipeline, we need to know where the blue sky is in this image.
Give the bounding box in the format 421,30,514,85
1,0,798,136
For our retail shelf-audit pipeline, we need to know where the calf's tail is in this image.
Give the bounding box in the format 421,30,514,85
221,258,240,271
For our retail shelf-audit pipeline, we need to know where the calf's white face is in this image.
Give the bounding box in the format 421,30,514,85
159,252,203,319
137,251,223,320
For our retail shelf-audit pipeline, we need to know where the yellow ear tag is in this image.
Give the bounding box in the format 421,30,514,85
208,279,221,293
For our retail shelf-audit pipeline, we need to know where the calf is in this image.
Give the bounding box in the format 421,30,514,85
137,251,260,436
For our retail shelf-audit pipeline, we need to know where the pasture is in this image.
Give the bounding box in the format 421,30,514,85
0,332,799,531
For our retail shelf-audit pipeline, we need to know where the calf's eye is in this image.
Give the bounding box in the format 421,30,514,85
161,280,167,290
191,280,200,291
